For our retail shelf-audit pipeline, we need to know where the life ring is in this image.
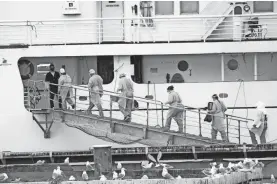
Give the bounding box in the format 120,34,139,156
18,59,34,80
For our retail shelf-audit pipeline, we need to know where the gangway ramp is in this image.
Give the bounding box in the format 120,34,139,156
28,80,252,146
32,109,227,146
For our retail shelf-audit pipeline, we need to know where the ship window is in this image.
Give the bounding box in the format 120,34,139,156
180,1,199,14
253,1,274,13
155,1,174,15
140,1,154,27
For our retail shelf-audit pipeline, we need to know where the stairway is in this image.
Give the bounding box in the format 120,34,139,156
201,1,234,41
32,109,229,146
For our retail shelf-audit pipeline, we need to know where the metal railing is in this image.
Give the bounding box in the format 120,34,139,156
1,13,277,45
25,80,253,144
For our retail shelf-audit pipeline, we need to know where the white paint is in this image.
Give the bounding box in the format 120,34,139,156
221,54,224,81
254,53,258,81
2,41,277,58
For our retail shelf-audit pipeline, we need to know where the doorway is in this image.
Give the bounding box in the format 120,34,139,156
131,55,143,83
101,1,124,42
97,56,114,84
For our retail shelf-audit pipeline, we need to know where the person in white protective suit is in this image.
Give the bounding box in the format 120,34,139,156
208,94,227,142
116,73,134,122
86,69,104,117
58,68,75,110
249,101,268,144
163,85,184,133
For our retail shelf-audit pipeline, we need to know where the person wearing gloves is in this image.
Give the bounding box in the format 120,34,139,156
163,85,184,133
208,94,227,142
87,69,104,117
58,68,75,110
249,101,268,144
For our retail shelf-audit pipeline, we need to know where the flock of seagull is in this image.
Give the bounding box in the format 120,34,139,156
0,151,273,182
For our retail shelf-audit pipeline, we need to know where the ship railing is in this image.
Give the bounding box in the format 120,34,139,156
25,80,253,144
0,12,277,45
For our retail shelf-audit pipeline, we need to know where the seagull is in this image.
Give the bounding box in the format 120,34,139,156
82,171,89,181
141,175,148,179
118,168,126,180
52,169,58,179
209,162,217,167
176,175,182,179
202,166,218,177
271,174,276,183
0,173,8,182
64,157,69,164
13,178,20,182
36,160,45,165
218,163,226,174
86,161,94,171
147,150,163,167
113,171,118,180
69,176,76,181
100,175,107,181
141,161,154,169
56,166,62,176
117,162,122,169
162,167,174,179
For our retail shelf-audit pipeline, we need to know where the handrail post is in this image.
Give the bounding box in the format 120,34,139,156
74,88,77,114
226,115,229,141
198,109,202,137
184,109,186,134
238,120,241,144
146,102,149,128
110,96,112,119
161,102,164,127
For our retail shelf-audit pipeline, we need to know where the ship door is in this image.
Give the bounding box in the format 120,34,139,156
233,5,243,41
97,56,114,84
101,1,124,42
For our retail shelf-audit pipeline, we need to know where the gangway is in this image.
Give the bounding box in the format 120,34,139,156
27,80,253,146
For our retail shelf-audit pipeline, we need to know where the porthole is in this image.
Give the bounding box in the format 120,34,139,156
177,60,189,72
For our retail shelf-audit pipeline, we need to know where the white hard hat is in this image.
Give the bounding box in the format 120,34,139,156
60,68,65,74
89,69,95,74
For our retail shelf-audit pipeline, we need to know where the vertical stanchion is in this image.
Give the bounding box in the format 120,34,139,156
161,103,164,127
238,120,241,144
74,88,77,114
146,102,149,128
226,115,229,141
184,109,186,134
198,109,202,137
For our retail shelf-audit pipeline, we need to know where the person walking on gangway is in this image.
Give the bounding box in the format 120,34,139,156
58,68,75,110
116,73,134,122
208,94,227,142
163,86,184,133
249,101,268,144
45,63,62,109
86,69,104,117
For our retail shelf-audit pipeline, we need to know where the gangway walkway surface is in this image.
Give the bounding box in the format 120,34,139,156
32,109,227,147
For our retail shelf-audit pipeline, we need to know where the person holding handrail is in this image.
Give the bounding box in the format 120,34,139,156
116,73,134,122
249,101,268,144
58,68,75,110
45,63,62,109
163,85,184,133
87,69,104,117
208,94,227,142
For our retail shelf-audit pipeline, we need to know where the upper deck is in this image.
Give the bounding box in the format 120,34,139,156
1,1,277,48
